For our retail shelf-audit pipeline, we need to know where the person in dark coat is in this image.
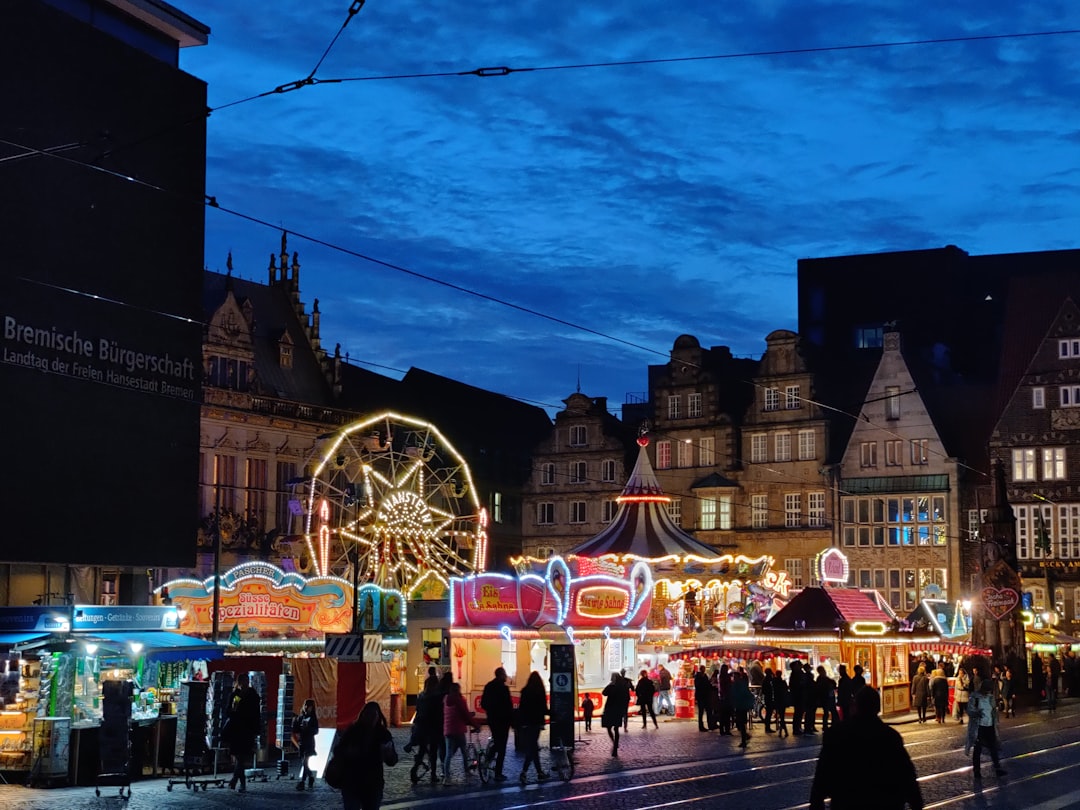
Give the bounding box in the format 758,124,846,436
789,662,806,735
809,687,923,810
620,669,635,732
836,664,854,722
930,668,950,724
761,668,776,733
225,673,261,792
291,698,319,791
635,670,658,729
480,667,513,781
732,669,756,749
802,664,818,733
773,673,789,737
410,677,442,783
334,701,396,810
602,671,631,757
517,670,549,784
815,666,839,730
910,665,930,724
693,666,712,732
716,665,734,735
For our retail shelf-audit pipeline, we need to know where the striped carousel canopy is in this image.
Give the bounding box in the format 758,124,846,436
566,438,725,565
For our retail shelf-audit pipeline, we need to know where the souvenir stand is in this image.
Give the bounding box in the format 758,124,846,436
734,549,941,715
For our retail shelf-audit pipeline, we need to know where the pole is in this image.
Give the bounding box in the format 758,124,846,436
351,501,361,633
212,476,222,645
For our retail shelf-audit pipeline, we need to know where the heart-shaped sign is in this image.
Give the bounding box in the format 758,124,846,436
982,586,1019,620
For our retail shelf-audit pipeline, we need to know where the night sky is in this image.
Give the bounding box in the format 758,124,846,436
178,1,1080,417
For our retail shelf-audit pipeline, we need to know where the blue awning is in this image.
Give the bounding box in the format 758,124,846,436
82,631,223,662
0,632,51,647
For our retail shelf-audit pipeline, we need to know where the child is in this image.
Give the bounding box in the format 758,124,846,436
581,694,594,731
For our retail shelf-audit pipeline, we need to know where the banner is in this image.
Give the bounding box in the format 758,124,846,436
292,657,339,729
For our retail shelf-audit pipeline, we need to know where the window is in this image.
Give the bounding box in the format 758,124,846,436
688,392,702,418
274,460,297,531
885,439,902,466
1061,385,1080,407
700,498,717,530
536,546,556,560
855,326,883,349
601,459,616,483
213,453,238,512
656,440,672,469
699,437,715,467
718,495,732,530
860,442,877,468
667,498,682,527
569,425,587,446
808,492,826,527
1074,587,1080,621
750,434,767,463
1043,447,1066,480
910,439,929,465
492,492,504,523
677,439,693,468
537,502,554,524
1060,339,1080,358
967,508,987,542
785,493,801,528
751,494,768,529
1012,448,1036,481
1033,387,1046,409
668,395,681,420
245,458,268,522
279,342,293,369
885,385,901,420
570,461,587,484
785,558,804,588
785,385,801,409
798,430,816,461
888,569,901,611
775,432,791,462
207,356,251,392
764,388,779,411
570,501,587,524
602,499,618,523
541,463,556,485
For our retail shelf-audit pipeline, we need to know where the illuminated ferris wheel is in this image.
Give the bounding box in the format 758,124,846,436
296,412,487,593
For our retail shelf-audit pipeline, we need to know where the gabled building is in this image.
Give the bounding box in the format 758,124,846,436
521,393,633,559
738,330,832,589
988,295,1080,627
836,330,964,612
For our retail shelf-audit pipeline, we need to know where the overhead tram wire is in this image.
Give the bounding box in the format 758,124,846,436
2,135,1002,477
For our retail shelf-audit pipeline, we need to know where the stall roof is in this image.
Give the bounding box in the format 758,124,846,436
83,631,223,662
764,586,895,632
0,632,52,647
1026,628,1080,646
673,643,809,661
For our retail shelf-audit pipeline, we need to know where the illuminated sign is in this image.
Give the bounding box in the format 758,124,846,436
761,570,792,598
576,587,630,619
849,621,888,636
983,586,1020,620
815,548,850,585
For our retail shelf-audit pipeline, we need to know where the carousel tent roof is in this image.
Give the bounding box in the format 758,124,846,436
764,586,894,632
567,440,724,562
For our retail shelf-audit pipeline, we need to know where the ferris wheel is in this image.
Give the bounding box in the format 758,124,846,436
296,411,487,593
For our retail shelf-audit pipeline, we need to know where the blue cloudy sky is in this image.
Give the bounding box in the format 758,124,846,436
178,1,1080,417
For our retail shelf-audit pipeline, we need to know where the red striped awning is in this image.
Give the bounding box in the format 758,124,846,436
909,641,991,656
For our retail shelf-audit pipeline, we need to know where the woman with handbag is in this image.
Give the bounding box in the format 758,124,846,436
326,701,398,810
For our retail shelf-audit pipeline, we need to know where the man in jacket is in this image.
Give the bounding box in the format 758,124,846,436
480,667,513,781
225,673,261,793
694,666,712,731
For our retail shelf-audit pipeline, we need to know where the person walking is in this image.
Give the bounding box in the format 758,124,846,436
693,666,712,732
480,667,513,781
602,671,631,757
968,678,1005,780
581,693,594,731
789,662,806,735
802,664,819,734
732,670,756,749
815,666,839,730
1001,666,1015,718
332,701,398,810
657,665,674,715
619,669,635,733
836,664,854,722
635,669,659,729
409,677,441,783
809,687,923,810
291,698,319,791
224,673,261,793
773,672,789,737
1043,659,1058,711
761,667,776,733
910,665,930,724
442,682,477,783
517,671,550,784
716,665,734,735
954,666,971,724
930,668,949,724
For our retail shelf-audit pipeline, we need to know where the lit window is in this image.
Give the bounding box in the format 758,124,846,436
785,558,804,588
688,392,703,418
569,425,587,446
775,432,791,462
855,327,883,349
785,493,801,528
910,439,929,465
667,498,682,527
750,434,767,464
785,385,801,409
798,430,816,461
751,494,768,529
860,442,877,468
601,459,616,483
764,388,779,411
699,437,715,467
1043,447,1066,480
656,441,672,469
700,498,717,530
668,395,681,420
540,463,555,486
1012,448,1036,481
492,492,503,523
1033,387,1045,409
677,440,693,468
808,492,825,527
718,495,732,530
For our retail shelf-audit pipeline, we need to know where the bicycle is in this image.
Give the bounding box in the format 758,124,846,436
465,727,493,784
549,736,575,782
